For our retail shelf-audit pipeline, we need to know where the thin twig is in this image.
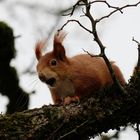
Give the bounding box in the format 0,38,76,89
90,0,123,13
97,1,140,22
132,37,140,73
58,19,92,34
14,35,21,39
82,48,101,57
63,0,83,16
132,37,140,48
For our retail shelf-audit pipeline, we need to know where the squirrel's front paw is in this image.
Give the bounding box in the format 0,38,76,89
63,96,80,105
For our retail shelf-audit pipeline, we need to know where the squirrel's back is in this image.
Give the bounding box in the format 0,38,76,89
68,54,125,97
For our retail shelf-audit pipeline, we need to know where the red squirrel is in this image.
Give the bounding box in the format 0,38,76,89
35,31,125,105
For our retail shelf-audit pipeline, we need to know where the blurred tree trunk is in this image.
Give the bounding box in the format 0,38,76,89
0,22,29,114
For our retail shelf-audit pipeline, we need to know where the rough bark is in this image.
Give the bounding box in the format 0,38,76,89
0,72,140,140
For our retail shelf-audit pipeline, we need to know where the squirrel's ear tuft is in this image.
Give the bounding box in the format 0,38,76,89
35,40,46,60
54,31,67,46
53,31,67,61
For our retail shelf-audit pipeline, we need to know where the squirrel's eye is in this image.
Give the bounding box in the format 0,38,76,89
50,59,57,66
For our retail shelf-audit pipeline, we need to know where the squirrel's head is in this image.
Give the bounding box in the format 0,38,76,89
35,31,69,88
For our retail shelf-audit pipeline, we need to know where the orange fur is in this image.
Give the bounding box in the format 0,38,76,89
35,31,126,105
35,40,46,60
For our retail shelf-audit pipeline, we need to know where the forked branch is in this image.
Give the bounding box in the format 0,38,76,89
97,1,140,22
60,0,140,93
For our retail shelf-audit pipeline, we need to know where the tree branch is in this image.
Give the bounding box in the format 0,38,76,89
78,0,125,93
60,0,136,93
97,1,140,22
58,19,92,33
0,74,140,139
90,0,123,13
59,0,140,94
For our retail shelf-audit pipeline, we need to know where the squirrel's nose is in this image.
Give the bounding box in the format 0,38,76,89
38,74,46,82
38,73,56,87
